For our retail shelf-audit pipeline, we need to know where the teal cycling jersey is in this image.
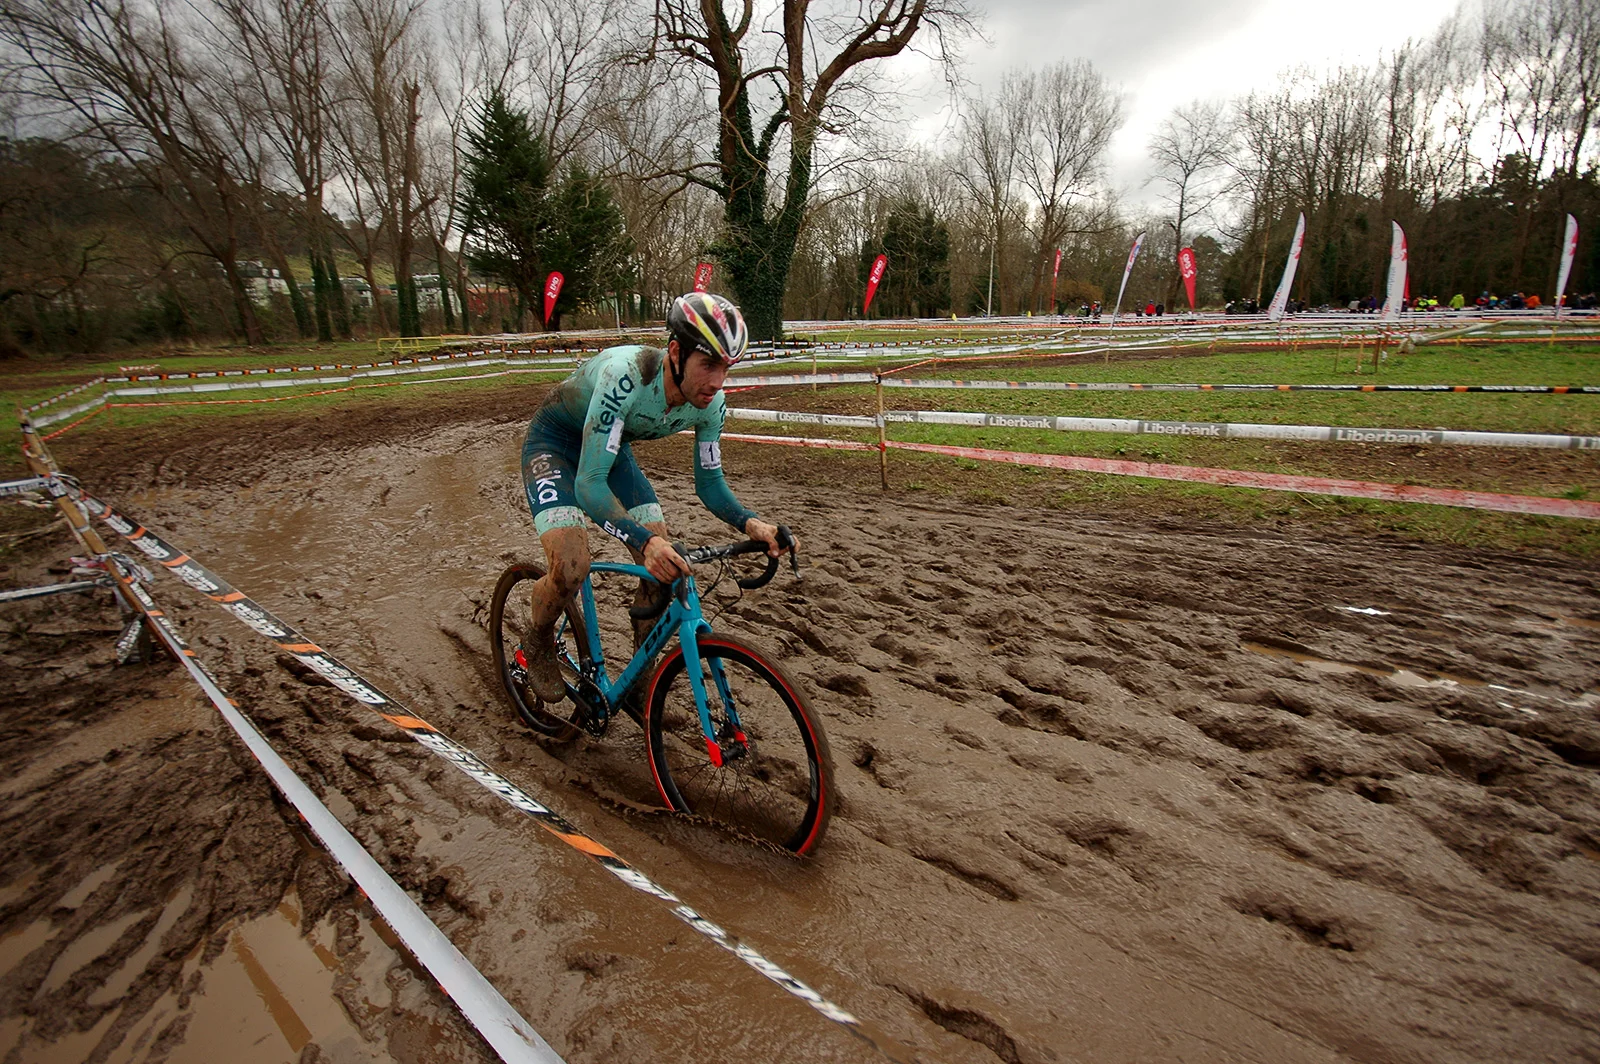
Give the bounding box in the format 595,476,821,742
523,344,757,548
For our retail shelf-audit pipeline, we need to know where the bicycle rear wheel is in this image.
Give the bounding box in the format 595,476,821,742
645,635,833,854
489,563,589,741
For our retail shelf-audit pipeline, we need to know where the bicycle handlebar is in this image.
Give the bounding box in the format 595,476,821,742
627,525,798,621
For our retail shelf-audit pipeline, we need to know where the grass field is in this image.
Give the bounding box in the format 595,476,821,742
5,335,1599,556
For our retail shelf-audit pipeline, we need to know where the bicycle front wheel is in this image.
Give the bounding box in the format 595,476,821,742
645,635,833,854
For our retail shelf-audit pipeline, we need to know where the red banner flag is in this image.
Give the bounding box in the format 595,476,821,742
864,254,888,314
1177,247,1198,311
693,262,714,293
1050,248,1063,315
542,271,564,326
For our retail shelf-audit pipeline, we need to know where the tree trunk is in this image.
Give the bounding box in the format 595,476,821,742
264,243,314,339
437,247,456,333
309,251,335,342
361,257,386,335
219,255,265,344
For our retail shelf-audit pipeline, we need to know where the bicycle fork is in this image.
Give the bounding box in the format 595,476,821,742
680,629,748,768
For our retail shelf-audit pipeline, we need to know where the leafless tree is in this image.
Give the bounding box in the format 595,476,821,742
1148,98,1231,305
207,0,352,339
324,0,436,336
645,0,974,339
1013,60,1123,313
0,0,268,342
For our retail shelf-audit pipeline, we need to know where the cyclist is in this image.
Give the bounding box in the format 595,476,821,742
517,292,792,702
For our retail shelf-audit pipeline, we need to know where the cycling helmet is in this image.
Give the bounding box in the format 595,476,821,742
667,292,748,367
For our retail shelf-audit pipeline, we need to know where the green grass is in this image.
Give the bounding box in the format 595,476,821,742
6,334,1599,557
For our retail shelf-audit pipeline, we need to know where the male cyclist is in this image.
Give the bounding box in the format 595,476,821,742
517,292,792,701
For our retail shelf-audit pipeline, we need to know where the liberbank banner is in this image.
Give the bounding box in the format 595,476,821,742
727,406,1600,451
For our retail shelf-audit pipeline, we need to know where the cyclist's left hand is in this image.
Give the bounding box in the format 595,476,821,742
745,518,794,558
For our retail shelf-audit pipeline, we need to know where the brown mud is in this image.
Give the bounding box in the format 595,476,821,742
3,385,1599,1063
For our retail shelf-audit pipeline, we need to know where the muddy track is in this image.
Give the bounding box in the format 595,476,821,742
3,397,1599,1063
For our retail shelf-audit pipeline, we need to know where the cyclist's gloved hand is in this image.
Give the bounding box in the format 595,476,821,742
744,517,796,558
643,535,692,583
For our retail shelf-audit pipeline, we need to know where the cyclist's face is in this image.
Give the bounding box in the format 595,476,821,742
678,347,729,408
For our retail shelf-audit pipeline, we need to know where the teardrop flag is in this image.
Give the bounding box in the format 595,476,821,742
1379,223,1407,321
1109,232,1145,326
693,262,714,293
542,271,564,327
1177,247,1198,311
1267,212,1306,321
864,254,888,314
1051,248,1063,314
1556,214,1578,317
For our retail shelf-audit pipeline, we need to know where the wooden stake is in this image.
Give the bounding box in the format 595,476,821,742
876,375,889,490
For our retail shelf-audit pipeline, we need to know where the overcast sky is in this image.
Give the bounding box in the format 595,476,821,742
892,0,1463,207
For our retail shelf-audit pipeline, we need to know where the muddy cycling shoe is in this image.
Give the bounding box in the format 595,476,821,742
516,630,567,703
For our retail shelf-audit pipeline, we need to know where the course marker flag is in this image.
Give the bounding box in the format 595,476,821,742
1110,232,1145,325
1268,213,1305,321
542,271,564,326
1556,215,1578,317
1380,223,1407,321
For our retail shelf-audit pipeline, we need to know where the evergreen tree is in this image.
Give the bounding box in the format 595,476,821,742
459,90,553,329
861,200,951,318
459,92,633,331
540,165,633,331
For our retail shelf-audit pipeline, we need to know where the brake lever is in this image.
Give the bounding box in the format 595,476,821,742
777,524,801,582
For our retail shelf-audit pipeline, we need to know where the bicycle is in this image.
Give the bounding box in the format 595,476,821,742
488,529,834,855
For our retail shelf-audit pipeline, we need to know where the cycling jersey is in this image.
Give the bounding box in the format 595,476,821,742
521,344,757,548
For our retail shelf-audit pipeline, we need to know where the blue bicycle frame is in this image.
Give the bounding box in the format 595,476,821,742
567,561,741,765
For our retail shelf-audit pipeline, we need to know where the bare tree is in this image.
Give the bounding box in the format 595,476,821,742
0,0,268,342
1148,98,1231,305
209,0,352,340
646,0,973,339
1013,60,1123,313
954,88,1021,316
325,0,435,336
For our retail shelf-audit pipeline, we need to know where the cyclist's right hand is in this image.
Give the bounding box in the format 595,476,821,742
643,535,692,584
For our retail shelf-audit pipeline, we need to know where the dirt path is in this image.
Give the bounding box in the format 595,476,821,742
4,400,1599,1063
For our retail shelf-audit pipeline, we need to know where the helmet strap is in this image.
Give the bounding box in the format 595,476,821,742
670,340,690,388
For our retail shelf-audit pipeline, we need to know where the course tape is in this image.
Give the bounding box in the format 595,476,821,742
726,406,1600,451
718,433,1600,519
71,490,907,1063
878,378,1600,395
116,578,565,1064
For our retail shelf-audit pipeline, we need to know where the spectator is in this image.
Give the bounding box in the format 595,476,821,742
1449,293,1465,310
1525,293,1541,310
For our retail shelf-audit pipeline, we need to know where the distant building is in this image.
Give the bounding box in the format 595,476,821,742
340,276,373,308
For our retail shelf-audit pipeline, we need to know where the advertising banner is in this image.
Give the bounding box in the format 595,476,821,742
1110,232,1146,325
1556,214,1578,317
1379,223,1407,321
864,254,888,314
1267,213,1306,321
542,271,564,326
1177,247,1198,311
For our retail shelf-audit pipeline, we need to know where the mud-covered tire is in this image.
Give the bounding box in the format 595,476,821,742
644,635,832,854
489,563,588,741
